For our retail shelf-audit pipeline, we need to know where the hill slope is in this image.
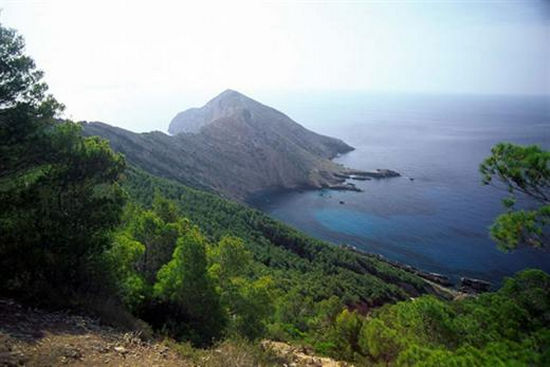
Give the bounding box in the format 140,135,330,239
0,298,341,367
123,166,431,306
84,90,357,200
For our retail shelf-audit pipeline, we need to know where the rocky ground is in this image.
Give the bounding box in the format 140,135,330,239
260,341,351,367
0,298,349,367
0,298,189,366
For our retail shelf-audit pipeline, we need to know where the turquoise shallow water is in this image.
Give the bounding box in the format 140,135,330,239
251,93,550,284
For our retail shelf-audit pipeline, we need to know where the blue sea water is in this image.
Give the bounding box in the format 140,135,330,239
251,92,550,285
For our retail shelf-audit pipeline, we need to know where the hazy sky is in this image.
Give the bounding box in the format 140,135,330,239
1,0,549,132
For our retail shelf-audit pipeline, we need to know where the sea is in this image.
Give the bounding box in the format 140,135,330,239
250,92,550,285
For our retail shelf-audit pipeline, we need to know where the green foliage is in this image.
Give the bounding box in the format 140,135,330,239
116,166,439,351
275,288,316,333
130,209,177,282
102,196,277,345
208,235,253,283
498,268,550,325
480,143,549,249
0,23,62,113
360,318,402,362
154,227,225,344
122,166,427,306
153,191,179,223
356,270,550,365
221,276,274,340
333,309,362,360
208,236,274,340
104,203,187,313
490,206,550,251
0,24,126,297
155,227,211,303
481,143,550,202
308,296,344,340
103,232,147,312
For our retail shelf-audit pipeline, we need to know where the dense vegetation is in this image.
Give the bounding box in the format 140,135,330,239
2,23,549,366
321,269,549,365
0,24,126,299
123,166,428,304
105,168,429,347
111,168,550,364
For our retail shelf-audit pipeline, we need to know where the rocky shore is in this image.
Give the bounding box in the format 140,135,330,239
339,244,492,294
326,168,401,193
339,168,401,179
459,277,491,293
327,182,363,192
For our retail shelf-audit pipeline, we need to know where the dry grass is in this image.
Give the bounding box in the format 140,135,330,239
164,337,289,366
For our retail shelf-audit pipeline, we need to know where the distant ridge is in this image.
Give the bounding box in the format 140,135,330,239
85,90,365,200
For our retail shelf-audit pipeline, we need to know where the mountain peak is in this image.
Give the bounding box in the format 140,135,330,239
206,89,254,108
169,89,260,134
217,88,242,98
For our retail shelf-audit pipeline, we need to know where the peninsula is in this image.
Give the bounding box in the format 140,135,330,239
84,90,400,201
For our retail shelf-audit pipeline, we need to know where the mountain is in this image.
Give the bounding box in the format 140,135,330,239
169,89,353,161
84,90,359,200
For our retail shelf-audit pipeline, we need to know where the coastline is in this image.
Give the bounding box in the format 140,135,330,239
339,244,492,294
247,187,492,297
246,151,493,295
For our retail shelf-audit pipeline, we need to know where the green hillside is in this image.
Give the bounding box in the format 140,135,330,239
122,166,429,306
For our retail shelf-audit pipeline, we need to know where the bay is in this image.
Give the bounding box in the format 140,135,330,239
251,92,550,284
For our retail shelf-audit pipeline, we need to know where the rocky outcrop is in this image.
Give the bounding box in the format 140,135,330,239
328,183,362,192
261,340,351,367
459,277,491,293
350,176,371,181
338,245,495,297
339,245,452,287
342,168,401,178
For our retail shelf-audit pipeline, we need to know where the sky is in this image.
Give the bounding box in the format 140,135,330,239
1,0,549,132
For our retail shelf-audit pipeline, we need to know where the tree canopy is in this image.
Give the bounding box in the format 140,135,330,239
480,143,549,250
0,22,126,298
